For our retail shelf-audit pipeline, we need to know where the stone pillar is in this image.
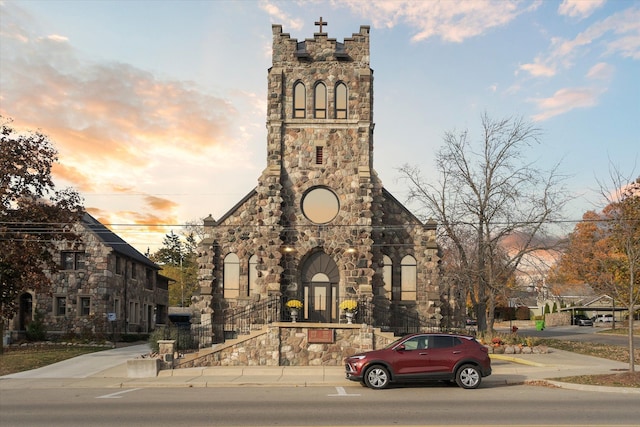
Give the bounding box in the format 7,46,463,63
158,339,176,368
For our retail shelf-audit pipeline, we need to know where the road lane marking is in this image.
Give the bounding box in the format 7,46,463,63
328,386,360,397
97,388,142,399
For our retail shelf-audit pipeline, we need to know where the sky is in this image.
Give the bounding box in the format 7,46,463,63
1,0,639,253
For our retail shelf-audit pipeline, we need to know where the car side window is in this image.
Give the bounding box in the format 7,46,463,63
432,336,458,349
402,337,421,350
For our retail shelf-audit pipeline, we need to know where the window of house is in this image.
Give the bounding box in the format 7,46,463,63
315,146,323,164
223,253,240,299
115,256,122,275
293,81,306,118
129,301,139,324
400,255,417,301
314,82,326,118
55,296,66,316
335,82,347,119
145,268,153,289
131,263,136,279
248,254,258,297
61,251,85,270
79,296,91,316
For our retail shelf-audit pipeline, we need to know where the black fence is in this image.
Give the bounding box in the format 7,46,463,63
152,323,213,351
176,296,451,346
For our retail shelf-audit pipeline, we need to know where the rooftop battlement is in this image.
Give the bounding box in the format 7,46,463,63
272,21,370,66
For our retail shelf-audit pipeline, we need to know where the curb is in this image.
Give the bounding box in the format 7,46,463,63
530,379,640,394
490,354,548,367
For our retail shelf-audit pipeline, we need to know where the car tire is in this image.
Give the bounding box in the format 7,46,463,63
456,364,481,389
364,365,390,389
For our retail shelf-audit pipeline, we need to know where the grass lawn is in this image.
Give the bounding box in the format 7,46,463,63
0,345,106,376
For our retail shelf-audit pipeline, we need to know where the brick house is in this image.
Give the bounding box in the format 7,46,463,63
194,22,442,343
8,212,169,340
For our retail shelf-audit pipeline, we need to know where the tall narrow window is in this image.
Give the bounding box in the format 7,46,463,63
400,255,417,301
248,254,258,297
335,82,347,119
314,82,326,118
382,255,393,300
79,296,91,316
55,296,66,316
293,81,306,118
223,253,240,299
315,146,323,164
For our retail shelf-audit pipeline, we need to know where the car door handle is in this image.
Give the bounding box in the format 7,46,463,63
452,351,461,354
419,352,428,355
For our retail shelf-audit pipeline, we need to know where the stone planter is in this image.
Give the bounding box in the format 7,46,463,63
345,311,355,324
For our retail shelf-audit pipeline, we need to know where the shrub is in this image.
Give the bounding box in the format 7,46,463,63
26,311,47,342
148,326,192,352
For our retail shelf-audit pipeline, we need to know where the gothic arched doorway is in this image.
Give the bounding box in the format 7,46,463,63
301,251,339,322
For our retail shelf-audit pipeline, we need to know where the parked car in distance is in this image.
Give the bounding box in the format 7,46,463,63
573,314,593,326
465,318,478,326
593,314,614,323
344,333,491,390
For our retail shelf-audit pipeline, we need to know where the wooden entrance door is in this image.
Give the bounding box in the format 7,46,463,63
301,251,339,323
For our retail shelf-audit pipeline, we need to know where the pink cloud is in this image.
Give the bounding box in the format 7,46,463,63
530,86,601,121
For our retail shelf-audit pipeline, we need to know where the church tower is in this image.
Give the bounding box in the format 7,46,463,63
196,21,440,341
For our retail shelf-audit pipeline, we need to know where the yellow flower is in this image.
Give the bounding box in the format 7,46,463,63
286,299,303,309
340,300,358,312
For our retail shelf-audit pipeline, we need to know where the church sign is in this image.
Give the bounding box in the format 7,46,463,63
308,329,335,344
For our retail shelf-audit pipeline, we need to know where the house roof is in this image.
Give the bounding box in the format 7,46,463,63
81,212,159,269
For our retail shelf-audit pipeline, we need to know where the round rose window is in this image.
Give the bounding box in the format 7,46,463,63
301,187,339,224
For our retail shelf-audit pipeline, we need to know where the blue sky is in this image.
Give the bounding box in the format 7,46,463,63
1,0,638,251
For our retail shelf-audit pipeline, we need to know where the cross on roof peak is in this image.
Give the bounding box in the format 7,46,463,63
315,17,327,33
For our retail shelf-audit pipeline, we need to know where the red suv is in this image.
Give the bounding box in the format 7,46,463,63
345,333,491,389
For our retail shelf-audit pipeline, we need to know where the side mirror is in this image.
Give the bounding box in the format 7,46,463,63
395,344,406,351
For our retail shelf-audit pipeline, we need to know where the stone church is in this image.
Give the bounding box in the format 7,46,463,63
195,21,441,343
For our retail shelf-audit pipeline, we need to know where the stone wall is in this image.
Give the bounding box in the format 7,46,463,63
178,324,396,368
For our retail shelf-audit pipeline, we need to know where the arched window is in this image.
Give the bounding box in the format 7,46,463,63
382,255,392,300
223,253,240,299
400,255,417,301
293,81,306,118
248,254,258,297
335,82,347,119
314,82,326,118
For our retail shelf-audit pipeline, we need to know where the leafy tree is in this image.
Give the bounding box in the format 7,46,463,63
552,171,639,372
399,113,570,332
0,117,83,352
150,230,198,307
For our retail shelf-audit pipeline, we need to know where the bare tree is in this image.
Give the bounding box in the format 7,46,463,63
399,113,570,332
596,167,639,372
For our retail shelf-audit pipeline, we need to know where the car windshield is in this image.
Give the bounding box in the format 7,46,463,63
384,336,408,349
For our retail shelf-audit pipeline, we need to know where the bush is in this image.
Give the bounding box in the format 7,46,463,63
26,311,47,342
120,333,149,343
148,326,193,353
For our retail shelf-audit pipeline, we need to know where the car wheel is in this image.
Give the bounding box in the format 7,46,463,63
456,364,481,389
364,365,390,389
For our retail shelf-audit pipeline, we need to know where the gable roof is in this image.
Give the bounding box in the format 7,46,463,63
81,212,159,269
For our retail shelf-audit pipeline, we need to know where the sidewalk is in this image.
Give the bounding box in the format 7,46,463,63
1,345,637,393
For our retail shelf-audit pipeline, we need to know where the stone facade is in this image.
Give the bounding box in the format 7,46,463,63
8,213,169,340
194,22,441,344
177,324,397,368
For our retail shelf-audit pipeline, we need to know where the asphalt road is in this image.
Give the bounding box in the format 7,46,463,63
506,324,640,347
1,384,639,426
